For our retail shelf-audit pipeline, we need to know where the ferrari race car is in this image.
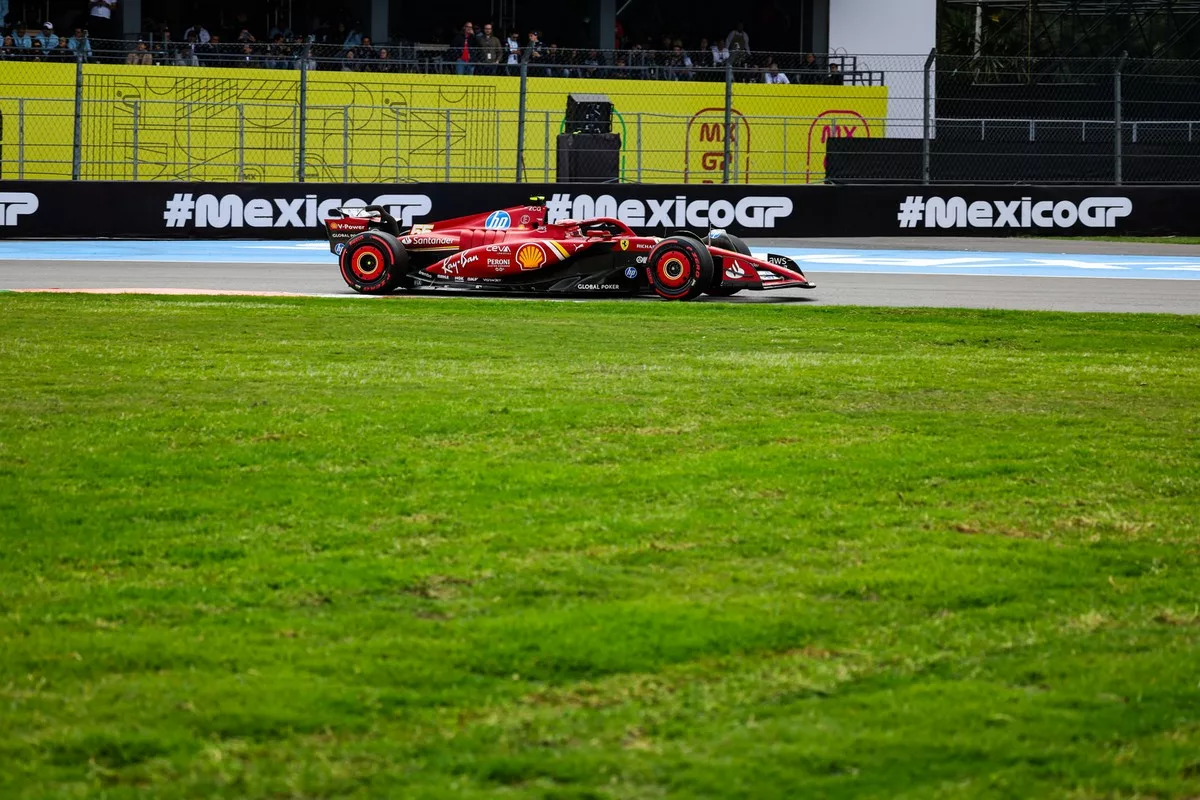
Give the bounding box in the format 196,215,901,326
324,197,815,300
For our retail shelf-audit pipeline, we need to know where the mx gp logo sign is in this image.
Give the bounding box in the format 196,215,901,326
0,192,39,226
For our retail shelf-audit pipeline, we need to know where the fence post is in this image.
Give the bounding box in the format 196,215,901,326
132,100,139,181
922,48,936,186
298,43,310,182
238,104,246,180
444,109,452,182
516,61,528,181
543,111,550,182
18,99,25,180
723,58,733,184
1115,51,1127,186
186,102,193,179
72,49,84,180
343,107,350,182
636,112,643,183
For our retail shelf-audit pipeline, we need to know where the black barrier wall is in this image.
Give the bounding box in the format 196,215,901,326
1,182,1197,239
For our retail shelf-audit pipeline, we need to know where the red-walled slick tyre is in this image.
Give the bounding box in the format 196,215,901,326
648,235,714,301
339,231,411,294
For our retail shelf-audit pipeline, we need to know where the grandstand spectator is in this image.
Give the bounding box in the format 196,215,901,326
336,21,362,50
610,55,630,80
68,28,92,60
666,42,693,80
545,43,570,78
524,30,547,75
725,21,749,74
235,43,258,67
477,23,502,73
451,21,475,75
764,61,788,84
725,22,750,55
34,22,57,49
340,47,358,71
89,0,116,39
27,39,43,61
826,62,843,85
126,40,151,65
710,39,729,66
581,49,600,78
354,35,376,66
0,35,16,61
236,27,256,44
0,0,7,27
626,42,648,76
52,37,74,61
194,33,214,63
263,34,288,68
797,52,820,83
12,22,31,49
175,43,199,66
505,30,520,73
298,42,317,71
183,22,210,44
152,27,176,62
372,47,394,72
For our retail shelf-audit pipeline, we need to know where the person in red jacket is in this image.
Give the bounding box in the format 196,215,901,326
451,21,475,75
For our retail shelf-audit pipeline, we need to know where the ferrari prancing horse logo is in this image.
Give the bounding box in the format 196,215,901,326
516,243,546,270
620,239,629,251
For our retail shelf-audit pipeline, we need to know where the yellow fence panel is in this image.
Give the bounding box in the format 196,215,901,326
0,63,77,180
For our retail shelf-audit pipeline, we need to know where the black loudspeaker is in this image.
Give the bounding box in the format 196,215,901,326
556,133,621,183
566,93,613,135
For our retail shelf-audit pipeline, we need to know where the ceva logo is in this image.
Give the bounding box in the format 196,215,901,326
0,192,39,226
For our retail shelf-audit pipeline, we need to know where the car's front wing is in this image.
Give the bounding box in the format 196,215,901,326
707,246,816,291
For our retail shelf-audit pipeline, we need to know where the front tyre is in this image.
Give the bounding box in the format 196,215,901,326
648,235,714,301
339,231,411,294
704,231,752,296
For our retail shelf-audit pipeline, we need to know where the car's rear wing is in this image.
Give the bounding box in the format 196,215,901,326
322,205,401,255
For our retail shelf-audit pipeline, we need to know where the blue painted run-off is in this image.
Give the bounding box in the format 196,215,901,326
1,240,1199,280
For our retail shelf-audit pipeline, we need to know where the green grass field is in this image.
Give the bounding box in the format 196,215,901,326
1,294,1198,799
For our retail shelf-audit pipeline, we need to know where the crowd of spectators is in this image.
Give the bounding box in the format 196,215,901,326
0,11,853,85
0,21,93,62
447,21,852,84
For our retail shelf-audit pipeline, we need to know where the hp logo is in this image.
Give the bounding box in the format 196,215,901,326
484,210,512,229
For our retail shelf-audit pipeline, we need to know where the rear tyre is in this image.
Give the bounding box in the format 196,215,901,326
704,231,751,296
648,235,714,301
339,231,411,294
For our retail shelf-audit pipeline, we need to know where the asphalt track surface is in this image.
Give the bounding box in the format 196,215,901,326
2,237,1199,314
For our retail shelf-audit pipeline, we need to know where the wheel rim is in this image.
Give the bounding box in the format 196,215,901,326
656,252,692,290
351,245,386,281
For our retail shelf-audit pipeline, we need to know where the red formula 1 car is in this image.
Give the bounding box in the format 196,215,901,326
324,197,815,300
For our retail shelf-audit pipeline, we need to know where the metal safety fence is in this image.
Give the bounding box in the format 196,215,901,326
3,45,1200,184
830,53,1200,184
0,44,903,185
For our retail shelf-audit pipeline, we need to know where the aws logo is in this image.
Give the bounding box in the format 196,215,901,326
516,243,546,270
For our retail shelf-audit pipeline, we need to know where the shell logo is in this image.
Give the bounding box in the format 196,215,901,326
516,243,546,270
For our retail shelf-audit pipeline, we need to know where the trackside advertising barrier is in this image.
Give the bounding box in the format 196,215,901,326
1,182,1198,239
